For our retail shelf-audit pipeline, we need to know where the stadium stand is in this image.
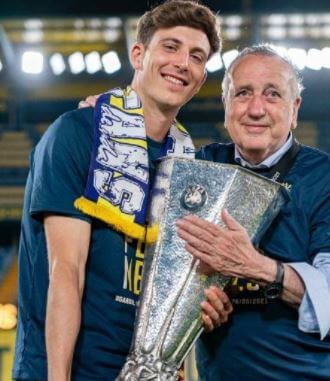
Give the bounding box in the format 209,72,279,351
0,245,17,304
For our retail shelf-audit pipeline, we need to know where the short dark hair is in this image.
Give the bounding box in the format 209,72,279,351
222,44,304,99
137,0,221,58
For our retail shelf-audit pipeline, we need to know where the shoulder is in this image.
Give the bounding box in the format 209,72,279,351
35,108,94,156
45,108,94,140
290,145,329,203
196,142,234,162
295,145,329,178
298,144,329,161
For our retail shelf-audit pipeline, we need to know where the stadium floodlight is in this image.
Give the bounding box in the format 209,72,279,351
288,27,305,38
68,52,85,74
272,45,288,58
266,26,286,39
306,49,322,70
322,26,330,38
85,51,102,74
305,14,319,25
222,49,239,69
225,27,241,40
288,14,304,25
105,17,122,28
287,48,307,70
50,53,66,75
267,14,287,25
24,19,43,29
23,30,44,43
102,51,121,74
321,47,330,69
74,19,85,29
89,18,102,28
321,13,330,23
225,15,243,27
309,27,321,38
206,53,223,73
22,51,44,74
103,29,121,43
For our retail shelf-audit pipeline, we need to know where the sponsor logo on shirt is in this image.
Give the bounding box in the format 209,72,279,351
225,277,268,306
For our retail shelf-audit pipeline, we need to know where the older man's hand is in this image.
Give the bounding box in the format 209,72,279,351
78,94,100,109
202,286,233,332
176,209,272,282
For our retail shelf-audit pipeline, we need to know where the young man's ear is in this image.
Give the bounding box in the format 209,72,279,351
201,70,208,87
194,70,208,96
130,42,145,70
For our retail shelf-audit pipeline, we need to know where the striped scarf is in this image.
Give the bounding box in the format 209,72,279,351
75,86,195,242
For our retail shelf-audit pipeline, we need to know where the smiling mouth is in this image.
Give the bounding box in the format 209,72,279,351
163,74,187,86
244,123,268,127
243,124,269,134
244,124,268,129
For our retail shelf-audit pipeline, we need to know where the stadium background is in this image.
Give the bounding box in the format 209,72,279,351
1,0,330,379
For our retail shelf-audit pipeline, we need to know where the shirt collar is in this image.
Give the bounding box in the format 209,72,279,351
234,132,293,169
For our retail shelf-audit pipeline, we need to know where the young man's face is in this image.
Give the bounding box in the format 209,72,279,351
223,54,301,164
131,26,210,112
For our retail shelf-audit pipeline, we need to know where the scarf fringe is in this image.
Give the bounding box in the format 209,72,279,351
75,196,158,243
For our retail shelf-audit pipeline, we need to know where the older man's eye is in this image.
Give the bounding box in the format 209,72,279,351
266,90,281,98
236,89,249,97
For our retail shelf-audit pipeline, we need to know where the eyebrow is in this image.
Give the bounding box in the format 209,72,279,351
263,82,281,90
159,37,208,58
234,83,281,91
160,37,181,44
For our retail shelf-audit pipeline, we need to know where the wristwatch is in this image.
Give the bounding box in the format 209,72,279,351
264,260,285,300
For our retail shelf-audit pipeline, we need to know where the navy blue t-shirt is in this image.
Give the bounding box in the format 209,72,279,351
195,143,330,381
13,108,165,380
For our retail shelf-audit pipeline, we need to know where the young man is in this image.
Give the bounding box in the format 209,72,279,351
177,45,330,380
13,2,232,380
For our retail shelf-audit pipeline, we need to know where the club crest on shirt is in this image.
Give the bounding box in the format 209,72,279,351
281,182,292,191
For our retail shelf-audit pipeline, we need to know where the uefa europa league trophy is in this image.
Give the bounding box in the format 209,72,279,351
117,157,287,381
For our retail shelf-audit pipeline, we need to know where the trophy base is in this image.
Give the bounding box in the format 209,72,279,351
116,352,179,381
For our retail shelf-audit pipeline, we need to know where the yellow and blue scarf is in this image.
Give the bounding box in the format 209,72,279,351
75,87,194,242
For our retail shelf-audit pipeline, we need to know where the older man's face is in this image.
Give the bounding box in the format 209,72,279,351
223,54,301,164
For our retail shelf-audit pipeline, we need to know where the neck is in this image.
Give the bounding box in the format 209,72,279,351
238,150,269,165
131,83,179,142
237,134,292,165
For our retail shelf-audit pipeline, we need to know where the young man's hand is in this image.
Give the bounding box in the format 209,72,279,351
202,286,233,332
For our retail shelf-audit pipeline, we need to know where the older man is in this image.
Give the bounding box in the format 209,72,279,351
177,45,330,380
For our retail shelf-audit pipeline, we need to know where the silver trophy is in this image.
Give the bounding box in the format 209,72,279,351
117,157,287,381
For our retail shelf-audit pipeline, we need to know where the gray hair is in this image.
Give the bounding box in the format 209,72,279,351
222,44,304,100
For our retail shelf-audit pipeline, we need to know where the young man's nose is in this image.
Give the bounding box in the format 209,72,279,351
173,50,189,70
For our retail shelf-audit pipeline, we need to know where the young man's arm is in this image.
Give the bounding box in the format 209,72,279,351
45,215,91,381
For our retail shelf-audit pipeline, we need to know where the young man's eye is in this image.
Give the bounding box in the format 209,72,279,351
191,54,204,63
164,44,176,51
